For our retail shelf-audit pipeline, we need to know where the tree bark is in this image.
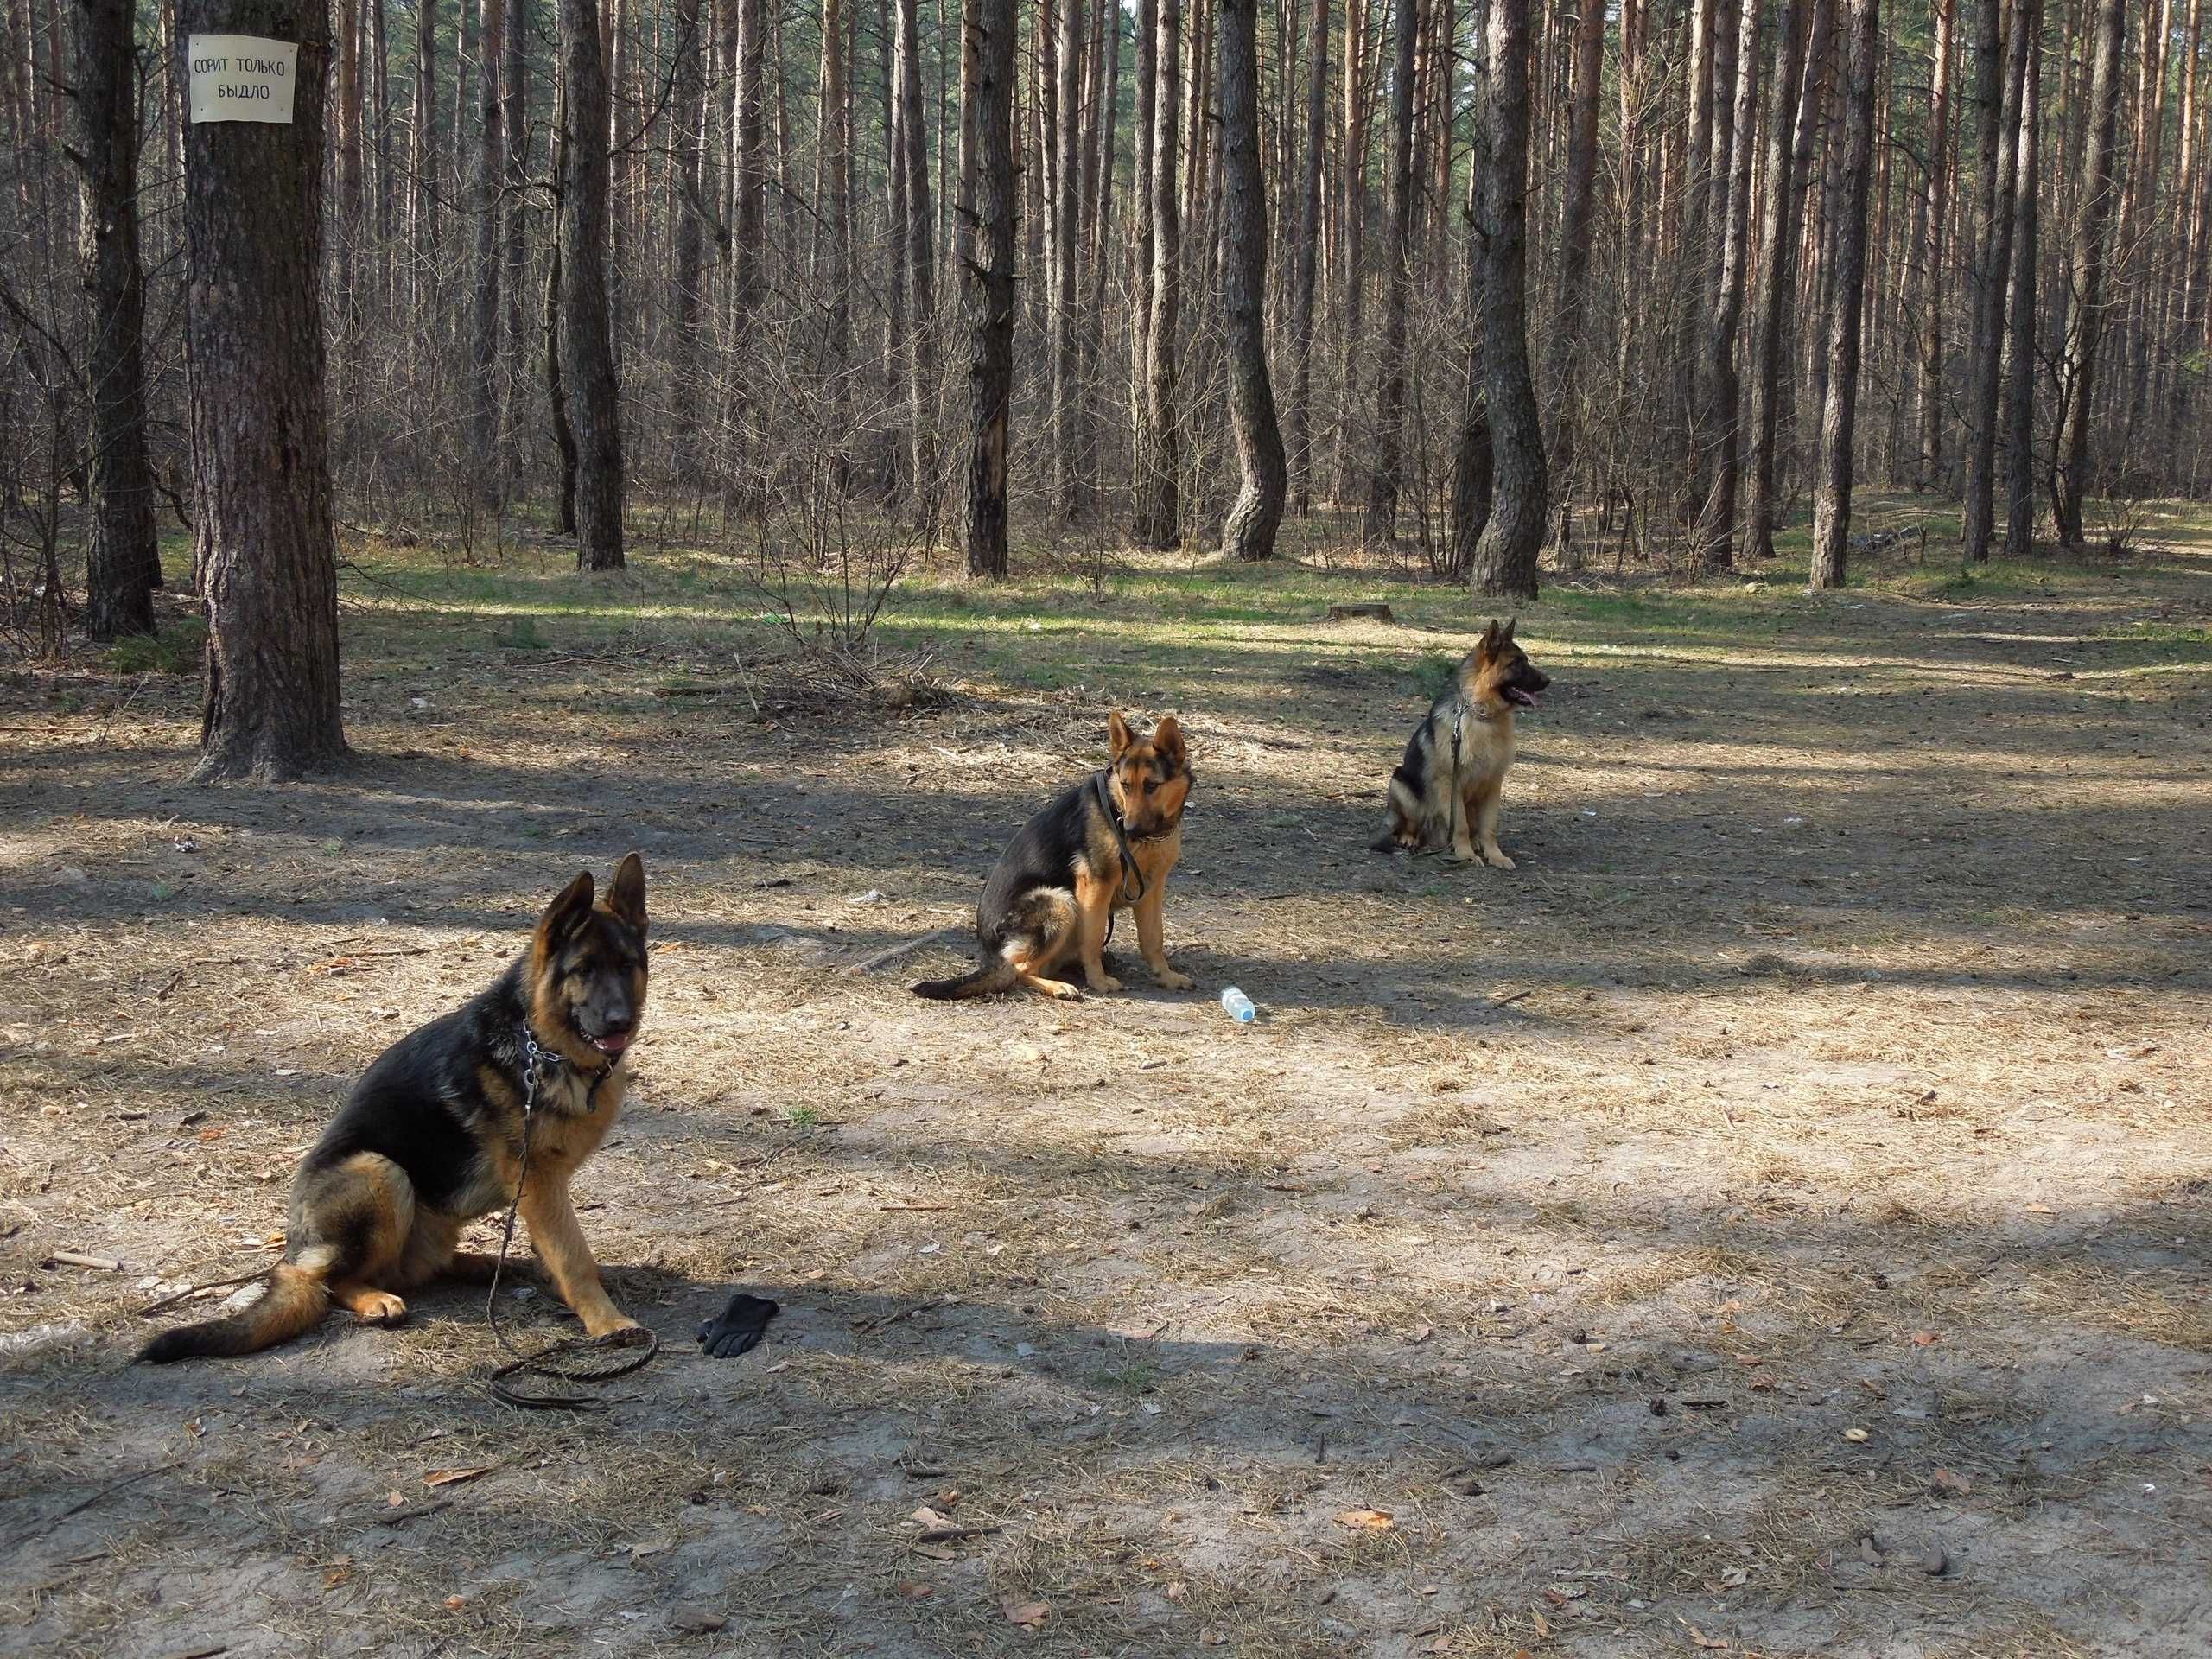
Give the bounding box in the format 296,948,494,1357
1362,0,1418,546
1447,162,1492,577
1692,0,1764,572
1912,0,1955,487
1809,0,1878,591
546,67,580,535
1049,0,1085,519
180,0,348,780
1964,0,2028,562
560,0,626,567
962,0,1014,577
2000,0,2040,561
1287,0,1327,516
69,0,158,638
1541,0,1604,563
894,0,936,502
1467,0,1546,600
2051,0,2128,547
727,0,768,507
1747,0,1827,560
1132,0,1183,548
1217,0,1285,561
409,0,437,312
470,0,505,493
669,0,707,481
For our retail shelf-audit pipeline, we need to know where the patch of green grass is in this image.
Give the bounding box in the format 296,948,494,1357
783,1103,823,1130
1410,650,1458,702
493,614,550,651
1088,1360,1161,1395
105,621,206,676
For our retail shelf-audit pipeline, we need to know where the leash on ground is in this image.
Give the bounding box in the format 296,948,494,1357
480,1026,658,1410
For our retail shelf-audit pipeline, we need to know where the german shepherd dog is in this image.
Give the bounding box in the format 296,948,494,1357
1374,619,1550,868
138,856,651,1363
913,711,1196,1001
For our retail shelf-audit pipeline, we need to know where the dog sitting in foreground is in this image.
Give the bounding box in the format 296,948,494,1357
913,711,1197,1001
1374,619,1550,868
138,856,651,1363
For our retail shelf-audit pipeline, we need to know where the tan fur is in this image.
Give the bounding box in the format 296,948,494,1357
137,856,649,1363
1378,620,1548,868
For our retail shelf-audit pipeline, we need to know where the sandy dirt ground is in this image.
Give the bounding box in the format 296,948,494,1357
3,532,2209,1657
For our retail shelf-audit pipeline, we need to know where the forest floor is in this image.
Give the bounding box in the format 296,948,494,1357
3,498,2210,1658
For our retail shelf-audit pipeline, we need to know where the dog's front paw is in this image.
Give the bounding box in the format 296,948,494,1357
1445,848,1478,865
1085,973,1125,994
585,1313,644,1340
1482,850,1516,870
1154,968,1196,992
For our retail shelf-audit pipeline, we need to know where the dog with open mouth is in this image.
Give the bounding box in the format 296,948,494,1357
1373,619,1551,868
139,856,652,1363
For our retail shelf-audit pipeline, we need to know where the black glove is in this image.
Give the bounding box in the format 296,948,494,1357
695,1293,779,1358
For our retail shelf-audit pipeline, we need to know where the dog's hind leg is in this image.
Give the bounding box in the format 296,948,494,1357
309,1153,417,1326
1004,888,1086,999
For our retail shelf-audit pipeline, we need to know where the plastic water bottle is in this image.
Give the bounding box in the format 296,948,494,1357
1219,987,1256,1024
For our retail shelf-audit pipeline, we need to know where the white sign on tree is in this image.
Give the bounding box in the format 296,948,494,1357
187,35,299,124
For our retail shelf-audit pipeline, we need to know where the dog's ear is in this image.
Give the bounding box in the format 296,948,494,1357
1501,616,1517,643
606,852,648,936
1151,713,1186,768
1108,709,1135,759
536,870,595,956
1477,618,1502,658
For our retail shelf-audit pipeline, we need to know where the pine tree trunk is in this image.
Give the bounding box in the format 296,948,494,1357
1541,0,1603,563
895,0,937,504
1912,0,1954,487
1693,0,1764,573
1965,0,2029,561
181,0,348,780
1217,0,1286,561
728,0,768,507
2000,2,2040,560
1448,163,1493,577
546,67,581,534
70,0,158,638
1048,0,1085,520
962,0,1015,576
560,0,626,567
1362,0,1417,546
2052,0,2128,548
1287,0,1327,517
1747,0,1827,560
471,0,505,493
502,0,528,484
1467,0,1546,600
409,0,437,313
1809,0,1878,591
669,0,706,482
1132,0,1183,548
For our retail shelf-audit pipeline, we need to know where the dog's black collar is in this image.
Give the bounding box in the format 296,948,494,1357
518,1020,616,1116
1091,769,1148,904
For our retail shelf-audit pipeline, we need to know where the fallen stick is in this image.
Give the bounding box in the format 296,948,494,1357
3,1461,182,1553
842,926,963,977
911,1523,1004,1545
49,1251,123,1271
375,1498,454,1527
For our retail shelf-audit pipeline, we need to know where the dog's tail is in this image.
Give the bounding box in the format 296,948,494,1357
910,958,1015,1001
137,1261,332,1363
